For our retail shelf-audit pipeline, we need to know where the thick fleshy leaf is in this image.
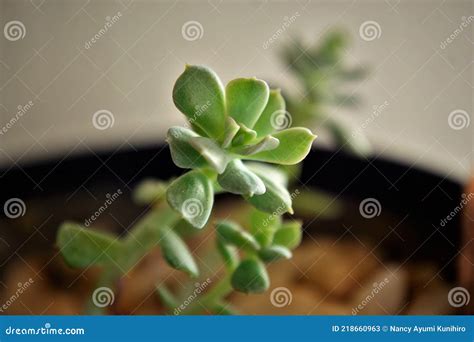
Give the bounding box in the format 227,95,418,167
216,220,260,251
246,169,293,215
249,208,281,247
222,117,240,148
189,136,230,174
244,127,316,165
217,159,265,196
258,245,292,262
173,65,226,140
231,136,279,156
217,239,239,270
246,162,288,188
166,171,213,228
226,78,270,128
133,179,167,205
159,227,199,277
272,220,302,250
326,117,371,156
167,127,208,169
231,258,269,293
57,222,122,268
253,89,286,137
231,124,257,146
156,285,179,310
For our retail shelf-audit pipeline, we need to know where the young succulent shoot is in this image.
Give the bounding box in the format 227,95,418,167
55,64,316,315
281,30,371,156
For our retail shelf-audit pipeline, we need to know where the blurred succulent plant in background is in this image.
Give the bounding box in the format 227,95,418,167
281,30,371,156
56,65,316,314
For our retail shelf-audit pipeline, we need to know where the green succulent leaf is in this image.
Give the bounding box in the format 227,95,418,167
159,227,199,277
56,222,122,268
166,170,214,229
272,220,302,250
246,162,288,188
244,127,316,165
217,159,265,196
231,136,280,156
226,78,270,129
231,258,269,293
133,179,168,205
217,239,239,270
189,136,230,174
231,124,258,146
216,220,260,251
173,65,226,140
222,117,241,148
258,245,292,262
211,302,238,315
156,285,179,310
167,127,208,169
245,168,294,215
249,208,281,247
253,89,286,137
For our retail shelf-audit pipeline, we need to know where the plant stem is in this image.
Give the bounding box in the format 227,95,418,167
184,274,233,315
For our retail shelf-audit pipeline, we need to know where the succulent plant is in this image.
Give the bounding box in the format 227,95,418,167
55,65,316,315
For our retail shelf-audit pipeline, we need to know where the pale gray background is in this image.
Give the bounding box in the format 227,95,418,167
1,0,472,182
